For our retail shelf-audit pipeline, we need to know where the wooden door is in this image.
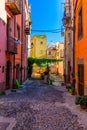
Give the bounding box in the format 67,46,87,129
6,60,11,89
78,64,84,95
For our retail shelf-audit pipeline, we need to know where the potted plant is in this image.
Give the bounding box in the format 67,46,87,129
75,96,87,109
68,86,76,95
67,82,76,95
49,76,54,85
68,87,74,93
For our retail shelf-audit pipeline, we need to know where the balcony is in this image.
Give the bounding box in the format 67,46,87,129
5,0,21,15
24,20,32,35
62,2,71,26
6,37,18,54
62,15,71,26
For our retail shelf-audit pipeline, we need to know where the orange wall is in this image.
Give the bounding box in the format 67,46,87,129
75,0,87,93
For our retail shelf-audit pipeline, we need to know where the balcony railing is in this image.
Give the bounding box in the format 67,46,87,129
6,37,18,54
24,20,32,35
62,2,71,26
62,11,71,26
5,0,21,15
64,2,71,15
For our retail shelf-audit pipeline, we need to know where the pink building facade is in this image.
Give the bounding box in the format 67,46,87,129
0,0,31,92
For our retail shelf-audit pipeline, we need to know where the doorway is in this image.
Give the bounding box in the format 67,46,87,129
78,64,84,95
6,60,11,89
16,64,20,82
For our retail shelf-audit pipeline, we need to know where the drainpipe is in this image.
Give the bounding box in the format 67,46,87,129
13,16,16,89
73,0,78,88
21,0,23,83
64,29,66,84
73,16,75,88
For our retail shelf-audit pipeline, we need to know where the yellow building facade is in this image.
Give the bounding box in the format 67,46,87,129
30,35,47,78
30,35,47,58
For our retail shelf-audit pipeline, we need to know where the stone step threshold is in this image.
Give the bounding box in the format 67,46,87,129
0,117,16,130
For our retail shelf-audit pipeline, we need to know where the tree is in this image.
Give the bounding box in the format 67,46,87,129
28,57,62,78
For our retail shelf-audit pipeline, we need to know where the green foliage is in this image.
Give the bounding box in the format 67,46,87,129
75,96,87,105
68,87,75,93
49,76,54,82
28,57,62,78
28,57,62,67
0,91,5,96
16,79,20,89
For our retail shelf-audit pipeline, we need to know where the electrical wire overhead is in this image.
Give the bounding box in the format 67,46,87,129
31,28,63,33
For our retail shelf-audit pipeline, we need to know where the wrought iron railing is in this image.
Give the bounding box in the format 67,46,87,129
6,37,18,54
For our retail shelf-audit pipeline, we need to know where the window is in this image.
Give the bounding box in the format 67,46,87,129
52,51,55,56
31,42,33,46
48,51,51,55
40,50,43,54
78,7,83,40
60,49,64,58
40,41,43,44
16,24,20,40
60,50,62,58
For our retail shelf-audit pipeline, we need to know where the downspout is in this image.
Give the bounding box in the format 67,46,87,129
73,0,78,88
13,16,16,89
73,15,75,88
64,31,66,84
21,0,23,83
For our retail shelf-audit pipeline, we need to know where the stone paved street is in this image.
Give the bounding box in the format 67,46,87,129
0,78,87,130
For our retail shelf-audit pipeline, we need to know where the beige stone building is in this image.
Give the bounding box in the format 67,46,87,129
47,44,56,74
62,0,74,83
56,42,64,77
47,42,64,77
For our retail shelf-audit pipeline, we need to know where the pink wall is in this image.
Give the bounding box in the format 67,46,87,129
0,18,7,83
0,0,29,91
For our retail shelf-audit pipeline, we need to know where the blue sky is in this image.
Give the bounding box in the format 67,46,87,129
29,0,64,44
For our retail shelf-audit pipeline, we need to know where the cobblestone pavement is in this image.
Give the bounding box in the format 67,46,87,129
0,79,87,130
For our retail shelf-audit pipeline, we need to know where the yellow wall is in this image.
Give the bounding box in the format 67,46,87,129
31,35,47,58
30,35,47,78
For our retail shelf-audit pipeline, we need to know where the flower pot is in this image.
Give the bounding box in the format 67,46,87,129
80,104,87,109
71,91,76,95
68,88,73,93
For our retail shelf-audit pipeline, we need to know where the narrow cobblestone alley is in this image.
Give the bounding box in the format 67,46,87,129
0,79,87,130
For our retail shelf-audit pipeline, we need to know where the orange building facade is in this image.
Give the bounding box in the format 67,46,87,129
74,0,87,95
